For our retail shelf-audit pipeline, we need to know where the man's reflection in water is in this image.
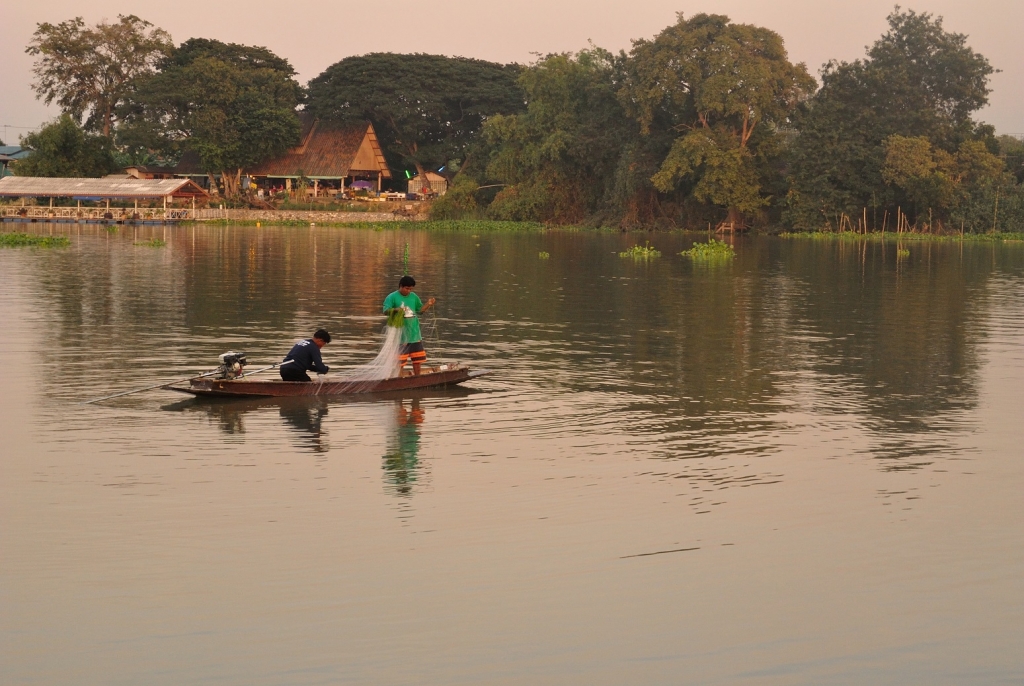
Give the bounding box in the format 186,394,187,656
382,399,424,497
279,399,330,453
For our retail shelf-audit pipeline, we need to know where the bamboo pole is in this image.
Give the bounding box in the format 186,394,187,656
993,191,1000,233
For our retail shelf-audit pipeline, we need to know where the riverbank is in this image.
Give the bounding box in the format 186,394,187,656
779,230,1024,243
195,208,419,223
192,218,551,232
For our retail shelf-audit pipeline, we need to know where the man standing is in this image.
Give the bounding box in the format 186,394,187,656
383,276,436,376
280,329,331,381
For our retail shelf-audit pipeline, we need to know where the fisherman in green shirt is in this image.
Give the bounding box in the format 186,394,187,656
383,275,436,376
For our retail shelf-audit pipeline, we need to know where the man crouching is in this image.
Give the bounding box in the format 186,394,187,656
281,329,331,381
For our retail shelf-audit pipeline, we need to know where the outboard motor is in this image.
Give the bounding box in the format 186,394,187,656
216,351,248,379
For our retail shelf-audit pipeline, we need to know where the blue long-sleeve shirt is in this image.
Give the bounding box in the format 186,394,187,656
282,339,329,374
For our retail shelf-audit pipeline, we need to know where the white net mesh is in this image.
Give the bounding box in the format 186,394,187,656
338,324,404,384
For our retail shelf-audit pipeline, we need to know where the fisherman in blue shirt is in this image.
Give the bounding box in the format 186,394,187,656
280,329,331,381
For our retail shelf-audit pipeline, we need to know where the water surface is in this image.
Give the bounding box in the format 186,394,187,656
2,224,1023,684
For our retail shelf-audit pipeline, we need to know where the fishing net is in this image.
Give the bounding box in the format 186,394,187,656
337,313,405,385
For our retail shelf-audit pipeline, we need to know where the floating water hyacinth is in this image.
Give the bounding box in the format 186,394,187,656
0,232,70,248
619,242,661,258
134,238,166,247
681,238,735,260
538,251,550,259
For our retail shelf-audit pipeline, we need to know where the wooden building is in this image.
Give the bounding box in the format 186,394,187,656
174,114,391,195
125,165,177,180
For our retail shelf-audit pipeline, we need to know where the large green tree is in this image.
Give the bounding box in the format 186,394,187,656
124,39,302,196
482,49,646,225
621,13,814,226
15,115,119,177
306,53,524,178
26,15,172,137
787,8,995,229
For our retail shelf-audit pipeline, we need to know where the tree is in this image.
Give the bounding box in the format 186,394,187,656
124,39,302,196
881,135,1012,230
483,49,641,224
996,135,1024,184
307,53,524,178
787,8,995,229
15,115,118,177
26,15,172,137
881,135,956,213
621,13,814,226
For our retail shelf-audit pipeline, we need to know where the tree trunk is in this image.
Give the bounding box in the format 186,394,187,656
726,207,744,227
221,170,242,198
414,162,429,194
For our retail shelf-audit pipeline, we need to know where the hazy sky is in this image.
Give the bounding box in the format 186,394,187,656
3,0,1022,144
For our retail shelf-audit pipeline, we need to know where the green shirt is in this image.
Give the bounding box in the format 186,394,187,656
383,290,424,343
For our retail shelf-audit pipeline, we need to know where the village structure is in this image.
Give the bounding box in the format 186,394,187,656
0,114,449,224
0,145,33,178
174,115,393,197
0,176,208,223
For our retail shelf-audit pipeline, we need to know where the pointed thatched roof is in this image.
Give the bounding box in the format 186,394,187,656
174,113,391,180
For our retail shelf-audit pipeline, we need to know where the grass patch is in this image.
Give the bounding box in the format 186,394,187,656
134,238,167,247
681,238,735,260
779,230,1024,243
620,242,661,259
0,232,71,248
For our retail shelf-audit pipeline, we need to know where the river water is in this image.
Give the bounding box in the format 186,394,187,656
1,224,1023,684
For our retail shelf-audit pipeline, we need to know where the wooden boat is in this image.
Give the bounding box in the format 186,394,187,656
170,363,490,398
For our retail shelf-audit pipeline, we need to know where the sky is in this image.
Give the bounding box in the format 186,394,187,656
2,0,1023,144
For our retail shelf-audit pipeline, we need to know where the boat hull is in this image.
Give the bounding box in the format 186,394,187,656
175,366,489,398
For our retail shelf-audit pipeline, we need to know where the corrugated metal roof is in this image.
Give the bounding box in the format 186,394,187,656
0,176,207,198
174,113,391,179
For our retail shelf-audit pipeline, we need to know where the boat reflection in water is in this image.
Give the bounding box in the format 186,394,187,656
162,395,333,451
162,388,474,493
278,399,330,453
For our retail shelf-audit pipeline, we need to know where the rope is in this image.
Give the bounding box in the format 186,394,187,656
429,307,446,363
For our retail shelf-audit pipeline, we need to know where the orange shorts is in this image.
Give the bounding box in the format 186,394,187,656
399,341,427,364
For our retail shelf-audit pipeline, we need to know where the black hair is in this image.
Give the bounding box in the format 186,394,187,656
398,275,416,288
313,328,331,343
